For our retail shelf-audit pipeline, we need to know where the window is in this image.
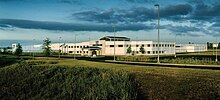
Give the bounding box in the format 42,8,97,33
147,44,150,47
136,51,139,54
156,51,158,54
136,45,139,47
162,44,164,47
77,51,79,53
69,51,73,53
86,51,88,53
80,46,82,48
118,45,123,47
126,45,129,47
155,44,158,47
165,44,167,47
110,45,114,47
159,44,161,47
71,46,73,48
69,46,71,48
77,46,79,48
153,44,155,47
142,44,144,47
74,46,76,48
153,51,155,54
83,51,85,53
147,51,150,54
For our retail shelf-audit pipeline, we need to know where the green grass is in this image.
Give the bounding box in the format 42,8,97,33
1,54,220,99
46,59,220,99
0,61,137,99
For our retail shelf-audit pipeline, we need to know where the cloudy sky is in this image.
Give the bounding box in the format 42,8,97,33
0,0,220,46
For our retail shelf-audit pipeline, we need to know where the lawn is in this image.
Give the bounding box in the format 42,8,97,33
32,57,220,99
1,54,220,99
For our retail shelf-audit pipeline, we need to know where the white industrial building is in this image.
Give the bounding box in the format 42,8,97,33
12,36,209,56
50,36,176,56
175,44,207,53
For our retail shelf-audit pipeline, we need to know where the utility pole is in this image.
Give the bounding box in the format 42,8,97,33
216,37,218,62
113,25,116,61
74,34,77,60
33,39,35,58
155,4,160,63
174,34,176,57
59,37,61,59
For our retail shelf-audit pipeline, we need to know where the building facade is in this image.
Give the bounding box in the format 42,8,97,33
50,36,176,56
176,44,207,53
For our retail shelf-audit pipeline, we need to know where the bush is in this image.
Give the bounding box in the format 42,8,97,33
0,62,137,99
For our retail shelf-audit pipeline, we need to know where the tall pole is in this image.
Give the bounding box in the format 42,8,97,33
174,34,176,57
113,26,116,61
59,37,61,59
216,37,218,62
74,34,77,60
155,4,160,63
33,39,35,58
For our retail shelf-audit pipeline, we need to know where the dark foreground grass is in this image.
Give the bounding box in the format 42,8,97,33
57,59,220,99
0,61,137,100
1,55,220,99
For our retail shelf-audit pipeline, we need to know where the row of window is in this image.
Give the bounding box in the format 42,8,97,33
109,44,175,48
69,51,89,53
66,44,103,48
67,45,88,48
132,51,165,54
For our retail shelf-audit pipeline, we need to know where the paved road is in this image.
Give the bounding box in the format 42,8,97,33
105,60,220,70
50,55,220,70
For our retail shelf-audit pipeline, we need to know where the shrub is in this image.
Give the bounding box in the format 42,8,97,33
0,63,137,99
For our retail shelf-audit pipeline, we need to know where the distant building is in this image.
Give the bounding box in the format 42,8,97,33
175,44,207,53
50,36,176,56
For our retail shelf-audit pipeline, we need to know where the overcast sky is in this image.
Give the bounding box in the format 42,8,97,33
0,0,220,46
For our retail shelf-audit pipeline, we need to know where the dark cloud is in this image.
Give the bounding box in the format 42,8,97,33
161,4,193,17
0,19,152,32
192,4,220,19
125,0,153,3
60,0,83,5
164,25,205,37
0,0,23,2
74,4,193,24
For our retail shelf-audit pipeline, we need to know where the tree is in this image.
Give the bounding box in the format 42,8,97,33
126,45,132,54
139,45,146,54
207,42,213,49
218,42,220,49
42,38,52,57
14,43,23,56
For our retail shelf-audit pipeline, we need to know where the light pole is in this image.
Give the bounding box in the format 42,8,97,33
155,4,160,63
74,34,77,60
33,39,35,58
113,25,116,61
174,34,177,57
59,37,61,59
216,37,218,62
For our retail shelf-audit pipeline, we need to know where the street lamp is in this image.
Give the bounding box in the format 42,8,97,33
174,34,177,57
112,25,116,61
155,4,160,63
216,37,218,62
33,39,36,58
74,34,77,60
59,37,61,59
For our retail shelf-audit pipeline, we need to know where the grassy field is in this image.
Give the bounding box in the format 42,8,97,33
116,50,220,65
0,59,137,99
1,54,220,99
